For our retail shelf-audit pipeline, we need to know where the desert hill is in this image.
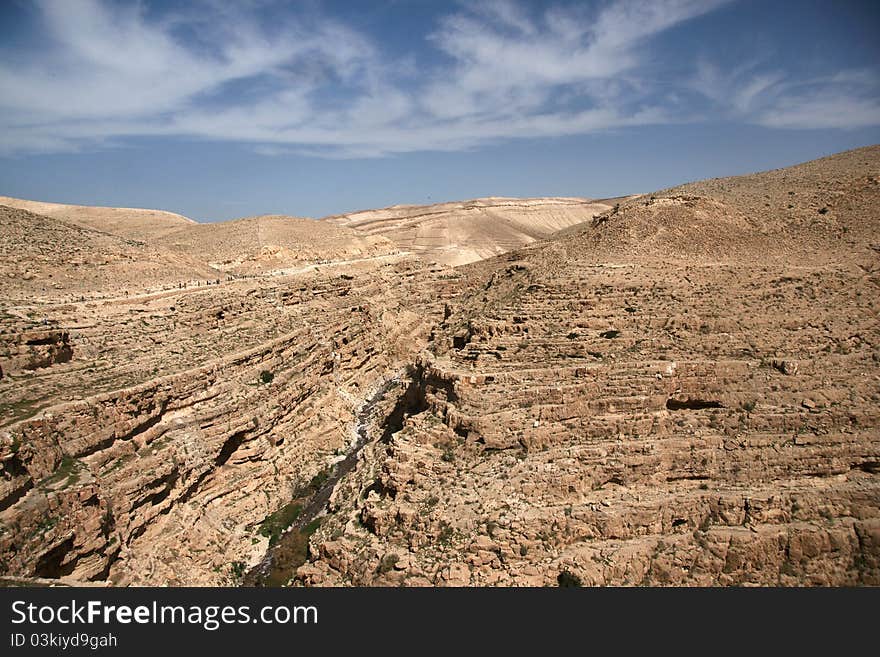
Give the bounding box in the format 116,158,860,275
550,144,880,262
296,145,880,586
156,214,396,275
0,192,612,275
0,195,196,241
324,197,613,266
667,144,880,233
0,205,218,302
0,146,877,587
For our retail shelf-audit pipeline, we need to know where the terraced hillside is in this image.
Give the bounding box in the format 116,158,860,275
0,251,463,584
1,146,877,587
297,146,880,586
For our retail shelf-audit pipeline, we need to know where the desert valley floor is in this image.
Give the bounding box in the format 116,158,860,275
0,146,878,586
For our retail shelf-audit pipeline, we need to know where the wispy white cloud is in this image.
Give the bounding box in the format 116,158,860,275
0,0,875,158
691,60,880,129
757,95,880,130
421,0,727,122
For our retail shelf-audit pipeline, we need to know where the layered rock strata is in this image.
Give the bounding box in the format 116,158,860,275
297,146,880,586
0,256,460,584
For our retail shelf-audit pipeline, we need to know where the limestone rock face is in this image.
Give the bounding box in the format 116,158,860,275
2,146,879,587
298,145,880,587
0,329,73,375
0,251,460,584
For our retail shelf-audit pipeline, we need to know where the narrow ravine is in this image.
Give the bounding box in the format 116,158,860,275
242,374,403,586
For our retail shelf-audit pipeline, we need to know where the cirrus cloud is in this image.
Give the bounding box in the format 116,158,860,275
0,0,877,158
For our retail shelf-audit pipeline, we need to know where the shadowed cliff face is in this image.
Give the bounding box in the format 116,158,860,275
1,146,879,587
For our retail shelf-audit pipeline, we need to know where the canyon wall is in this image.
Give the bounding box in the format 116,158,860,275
2,146,878,587
296,147,880,586
0,256,459,584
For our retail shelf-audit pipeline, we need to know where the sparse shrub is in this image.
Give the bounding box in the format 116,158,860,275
557,570,582,587
378,553,399,574
308,468,330,491
438,523,454,544
258,502,302,545
259,370,274,384
741,400,757,413
230,561,246,580
780,560,798,577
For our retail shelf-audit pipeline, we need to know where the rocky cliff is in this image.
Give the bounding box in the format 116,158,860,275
2,147,878,587
296,146,880,586
0,255,460,584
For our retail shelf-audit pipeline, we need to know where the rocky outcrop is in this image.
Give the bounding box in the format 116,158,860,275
296,147,880,587
0,255,460,584
0,329,73,376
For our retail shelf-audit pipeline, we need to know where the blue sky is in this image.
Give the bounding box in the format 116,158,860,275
0,0,878,221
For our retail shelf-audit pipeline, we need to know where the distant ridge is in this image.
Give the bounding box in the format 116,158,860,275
0,195,196,241
324,196,613,266
155,214,396,275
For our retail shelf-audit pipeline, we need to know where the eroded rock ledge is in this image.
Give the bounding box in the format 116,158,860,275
294,159,880,586
0,257,459,584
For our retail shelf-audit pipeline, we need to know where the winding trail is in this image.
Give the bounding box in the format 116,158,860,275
6,252,411,312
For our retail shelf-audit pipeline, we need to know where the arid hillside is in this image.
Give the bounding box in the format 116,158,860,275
0,195,196,241
297,145,880,586
563,145,880,262
0,249,456,585
156,214,396,276
0,205,218,303
325,197,613,266
0,146,877,587
668,145,880,238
